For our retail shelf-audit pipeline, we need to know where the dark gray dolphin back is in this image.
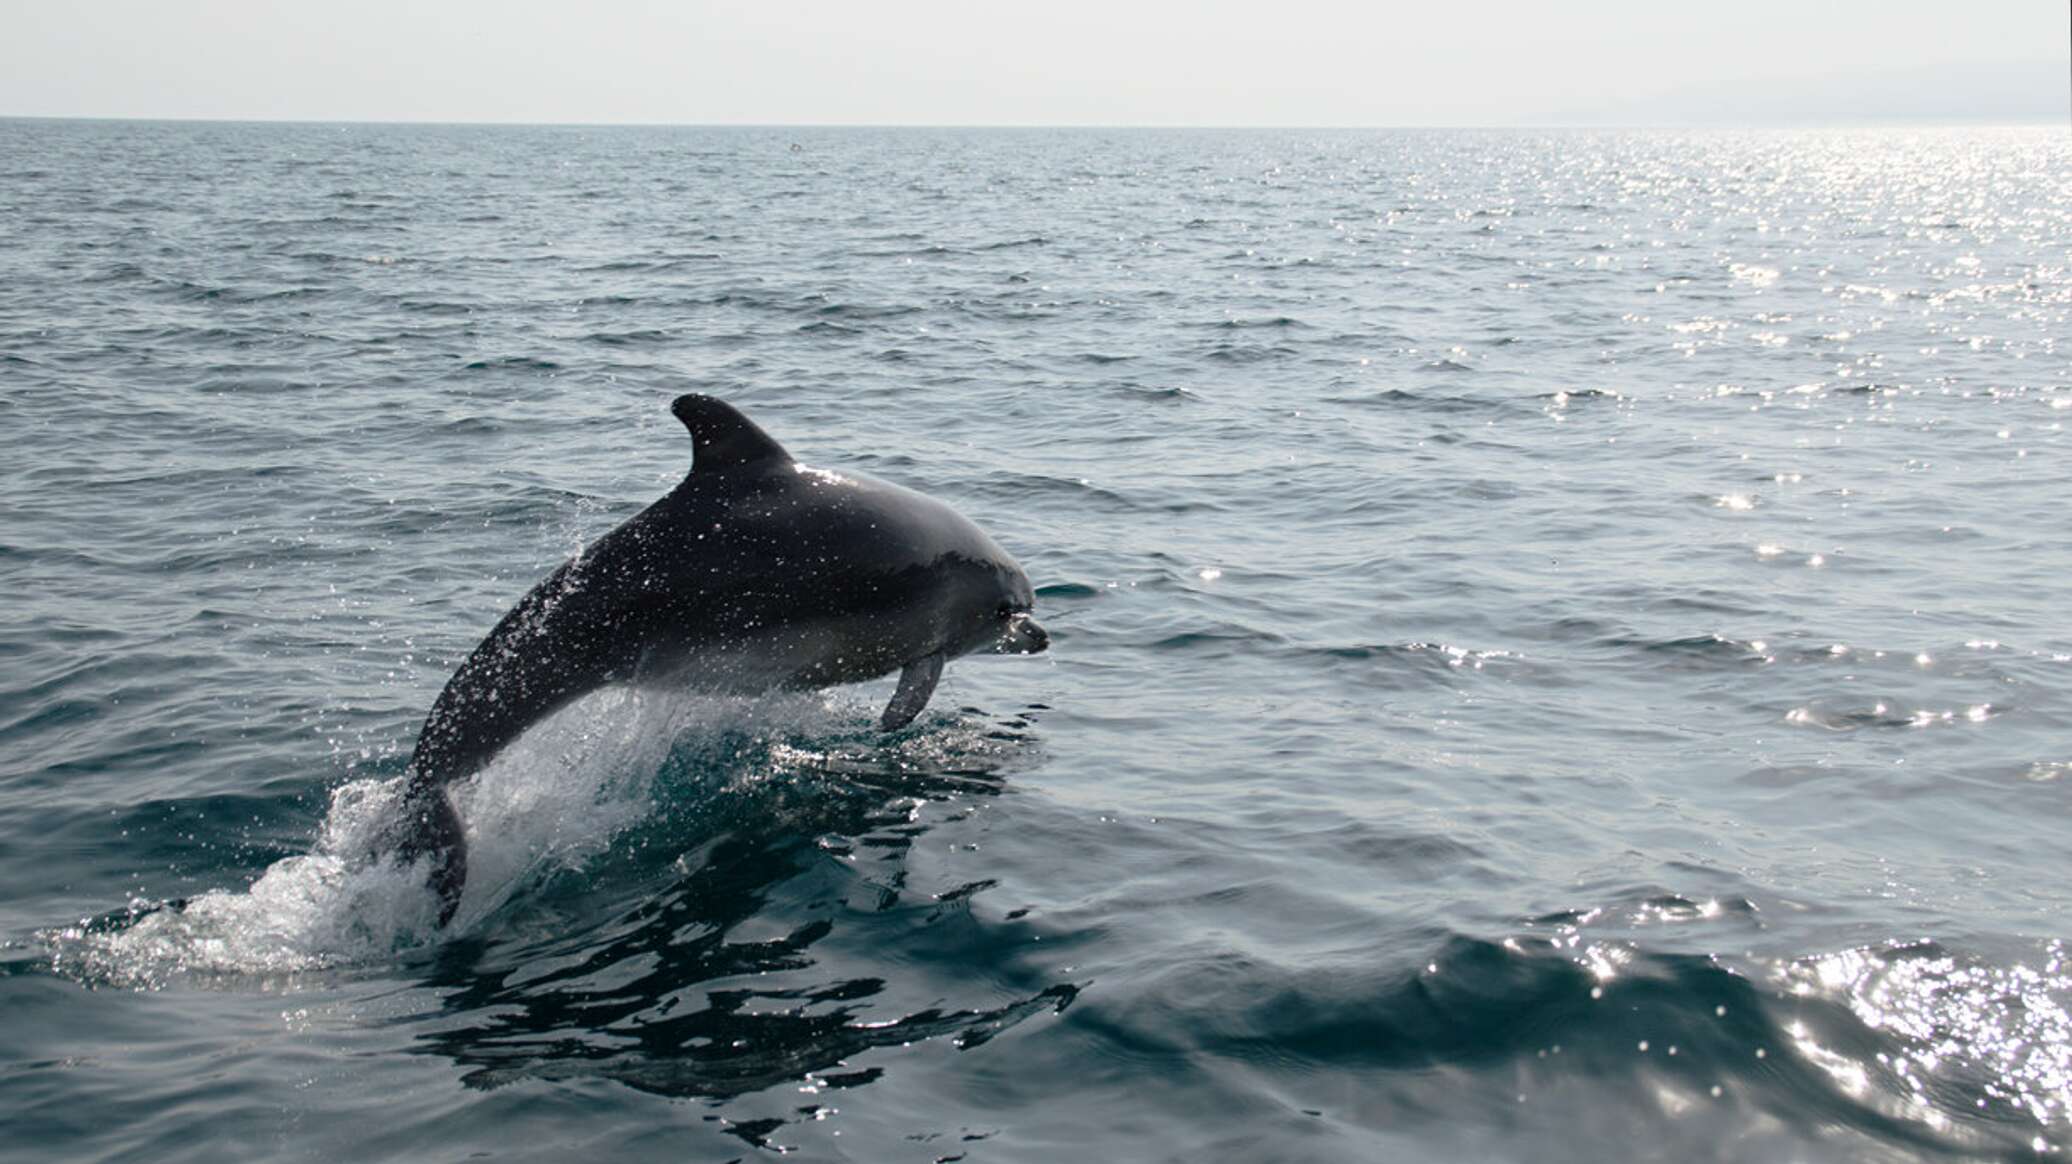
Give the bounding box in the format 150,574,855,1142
404,397,792,784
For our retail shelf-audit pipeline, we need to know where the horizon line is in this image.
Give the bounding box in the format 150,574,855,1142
2,113,2064,133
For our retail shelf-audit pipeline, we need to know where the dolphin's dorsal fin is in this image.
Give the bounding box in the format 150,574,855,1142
670,394,794,473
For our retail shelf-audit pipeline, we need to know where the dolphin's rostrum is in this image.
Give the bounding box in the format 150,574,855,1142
394,394,1049,923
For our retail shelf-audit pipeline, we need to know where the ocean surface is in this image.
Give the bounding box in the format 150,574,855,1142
2,119,2069,1161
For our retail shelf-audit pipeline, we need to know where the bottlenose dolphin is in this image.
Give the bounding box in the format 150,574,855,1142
394,394,1049,923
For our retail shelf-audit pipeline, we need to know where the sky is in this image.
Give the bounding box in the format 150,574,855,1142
3,0,2067,127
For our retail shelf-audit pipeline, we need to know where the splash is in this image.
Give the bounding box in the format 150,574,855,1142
43,687,864,988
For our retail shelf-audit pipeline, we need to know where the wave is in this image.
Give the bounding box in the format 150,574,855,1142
1203,344,1297,364
1090,909,2070,1158
581,329,676,346
1319,387,1498,415
1207,316,1310,330
460,356,560,371
973,236,1048,251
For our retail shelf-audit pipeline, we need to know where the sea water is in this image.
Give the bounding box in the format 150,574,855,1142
2,119,2069,1160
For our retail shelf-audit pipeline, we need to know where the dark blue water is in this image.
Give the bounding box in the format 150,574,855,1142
3,119,2070,1161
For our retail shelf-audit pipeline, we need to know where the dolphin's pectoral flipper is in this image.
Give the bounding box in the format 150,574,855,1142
881,651,946,731
395,784,468,926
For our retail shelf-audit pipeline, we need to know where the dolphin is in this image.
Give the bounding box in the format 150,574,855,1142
393,394,1049,923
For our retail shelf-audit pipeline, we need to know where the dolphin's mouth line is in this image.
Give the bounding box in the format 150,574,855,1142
990,612,1050,655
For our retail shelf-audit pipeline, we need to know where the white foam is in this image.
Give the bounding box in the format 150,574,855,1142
48,686,856,987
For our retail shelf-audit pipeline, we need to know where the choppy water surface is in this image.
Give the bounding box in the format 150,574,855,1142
2,120,2069,1161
